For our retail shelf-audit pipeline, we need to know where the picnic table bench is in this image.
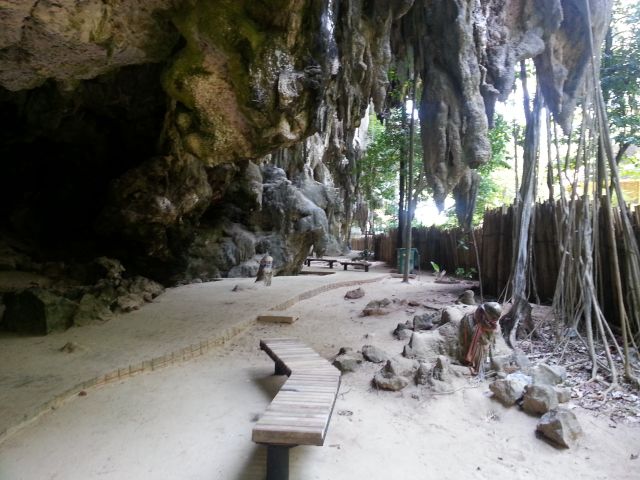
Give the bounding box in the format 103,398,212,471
304,257,337,268
339,261,370,272
252,338,341,480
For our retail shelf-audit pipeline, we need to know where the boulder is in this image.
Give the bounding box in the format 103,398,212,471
362,345,389,363
536,408,582,448
440,305,474,326
456,290,476,305
415,362,433,385
432,355,454,382
373,356,419,391
523,384,559,415
362,298,392,316
490,372,531,406
532,363,567,386
125,276,164,300
228,260,260,278
345,287,365,300
73,293,113,326
90,257,125,282
437,320,463,359
373,373,409,391
3,288,77,335
393,321,413,340
332,353,363,373
403,331,445,361
554,386,572,403
491,348,531,374
413,312,437,330
114,293,145,313
385,356,420,378
415,356,455,391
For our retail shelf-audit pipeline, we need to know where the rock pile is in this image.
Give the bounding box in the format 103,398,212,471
367,300,583,449
0,256,164,335
488,362,582,448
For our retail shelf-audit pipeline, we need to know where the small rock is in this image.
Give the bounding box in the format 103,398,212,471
523,384,559,415
338,346,353,355
362,345,389,363
532,363,567,386
231,284,256,292
536,408,582,448
332,353,362,373
345,288,365,299
59,341,85,353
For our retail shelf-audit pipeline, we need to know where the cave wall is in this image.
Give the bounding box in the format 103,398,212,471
0,0,611,290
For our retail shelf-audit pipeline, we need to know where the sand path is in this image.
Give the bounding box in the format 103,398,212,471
0,269,638,479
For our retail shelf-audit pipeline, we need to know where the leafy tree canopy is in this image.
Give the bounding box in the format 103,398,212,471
602,0,640,160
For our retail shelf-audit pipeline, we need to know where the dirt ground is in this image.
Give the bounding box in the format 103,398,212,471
0,270,638,480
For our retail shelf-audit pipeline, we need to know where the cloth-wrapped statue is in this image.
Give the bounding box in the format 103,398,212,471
255,253,273,286
459,302,502,376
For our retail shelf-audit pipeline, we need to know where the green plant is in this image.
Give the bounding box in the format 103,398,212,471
430,261,441,273
455,267,477,279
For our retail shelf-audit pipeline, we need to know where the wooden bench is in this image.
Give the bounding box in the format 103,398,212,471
304,257,337,268
339,261,370,272
252,338,341,480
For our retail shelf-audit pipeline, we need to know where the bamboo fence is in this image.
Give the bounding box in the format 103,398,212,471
353,202,640,309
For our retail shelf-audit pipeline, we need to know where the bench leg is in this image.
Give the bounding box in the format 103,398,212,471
274,361,288,376
266,445,292,480
343,264,347,270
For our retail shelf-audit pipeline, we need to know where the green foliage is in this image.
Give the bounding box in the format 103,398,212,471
358,106,425,230
601,0,640,155
455,267,477,279
474,114,513,223
430,261,440,273
359,111,402,208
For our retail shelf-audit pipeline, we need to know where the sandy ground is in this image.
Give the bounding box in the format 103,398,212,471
0,268,639,480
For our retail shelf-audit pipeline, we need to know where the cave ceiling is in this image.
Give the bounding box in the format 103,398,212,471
0,0,611,283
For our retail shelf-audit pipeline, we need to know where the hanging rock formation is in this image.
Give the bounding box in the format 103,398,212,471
0,0,611,298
